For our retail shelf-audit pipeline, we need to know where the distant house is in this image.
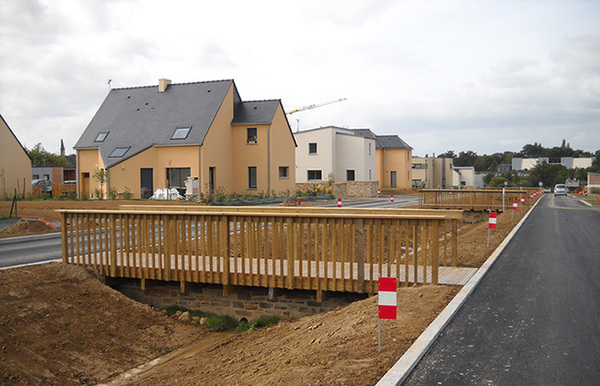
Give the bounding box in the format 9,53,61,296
294,126,376,183
352,129,413,190
0,114,31,197
512,157,594,171
74,79,296,199
411,157,454,189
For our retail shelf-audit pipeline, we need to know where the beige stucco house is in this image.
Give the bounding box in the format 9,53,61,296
352,130,413,190
74,79,296,199
0,114,31,198
411,157,454,189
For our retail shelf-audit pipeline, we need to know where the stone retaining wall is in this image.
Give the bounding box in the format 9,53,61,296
113,279,367,320
295,181,379,199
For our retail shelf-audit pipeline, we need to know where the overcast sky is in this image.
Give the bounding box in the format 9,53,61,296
1,0,599,157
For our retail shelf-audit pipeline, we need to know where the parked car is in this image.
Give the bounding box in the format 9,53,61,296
32,179,54,195
553,183,568,196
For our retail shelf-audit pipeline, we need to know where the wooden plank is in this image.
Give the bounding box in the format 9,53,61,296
356,218,364,293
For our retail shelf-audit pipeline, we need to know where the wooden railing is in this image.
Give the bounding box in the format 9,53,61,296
418,189,543,211
60,207,462,295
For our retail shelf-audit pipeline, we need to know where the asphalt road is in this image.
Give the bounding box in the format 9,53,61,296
0,196,417,269
405,195,600,385
0,233,62,268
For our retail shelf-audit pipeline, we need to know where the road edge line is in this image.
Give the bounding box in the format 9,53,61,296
376,196,544,386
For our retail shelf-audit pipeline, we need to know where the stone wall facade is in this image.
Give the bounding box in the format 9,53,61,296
113,279,367,321
332,181,379,199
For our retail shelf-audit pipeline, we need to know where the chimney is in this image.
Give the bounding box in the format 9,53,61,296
158,78,171,92
60,139,65,157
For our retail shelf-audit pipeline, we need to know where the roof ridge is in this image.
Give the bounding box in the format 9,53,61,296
112,79,234,91
241,99,281,103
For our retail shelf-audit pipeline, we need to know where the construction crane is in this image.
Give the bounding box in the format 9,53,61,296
286,98,347,115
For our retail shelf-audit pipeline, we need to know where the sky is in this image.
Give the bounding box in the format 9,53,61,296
1,0,599,157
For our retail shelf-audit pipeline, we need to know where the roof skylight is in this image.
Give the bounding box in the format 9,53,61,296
109,147,130,158
95,132,109,142
171,127,191,140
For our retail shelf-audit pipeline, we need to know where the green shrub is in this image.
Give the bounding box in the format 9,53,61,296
235,315,281,334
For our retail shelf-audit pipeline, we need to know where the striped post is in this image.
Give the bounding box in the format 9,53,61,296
337,198,342,208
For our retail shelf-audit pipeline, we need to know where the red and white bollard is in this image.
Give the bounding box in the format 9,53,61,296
487,211,497,247
297,196,302,206
377,189,381,196
390,194,394,203
521,196,525,205
337,198,342,208
512,199,518,220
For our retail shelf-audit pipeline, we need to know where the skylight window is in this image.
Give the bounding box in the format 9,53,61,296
171,127,191,140
95,132,109,142
109,147,130,158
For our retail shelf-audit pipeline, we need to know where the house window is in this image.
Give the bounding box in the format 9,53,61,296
109,147,130,158
166,167,191,194
279,166,289,178
95,132,109,142
412,163,427,169
368,143,372,155
33,174,39,180
171,127,191,140
43,174,50,180
346,170,355,181
369,169,372,180
247,128,257,144
307,170,322,181
248,167,257,189
308,143,317,154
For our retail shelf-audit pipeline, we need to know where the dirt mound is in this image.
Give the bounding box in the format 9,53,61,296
0,263,203,384
0,218,57,237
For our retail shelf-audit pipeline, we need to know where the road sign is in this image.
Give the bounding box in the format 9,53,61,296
378,277,397,319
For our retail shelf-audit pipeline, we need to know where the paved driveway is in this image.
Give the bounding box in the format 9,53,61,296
405,195,600,384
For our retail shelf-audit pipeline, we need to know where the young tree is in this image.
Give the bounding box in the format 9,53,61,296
92,168,110,199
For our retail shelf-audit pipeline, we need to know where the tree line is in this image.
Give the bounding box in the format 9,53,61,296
435,141,600,188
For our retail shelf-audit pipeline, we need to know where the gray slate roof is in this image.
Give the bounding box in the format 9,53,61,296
75,79,284,168
232,100,280,125
350,129,412,150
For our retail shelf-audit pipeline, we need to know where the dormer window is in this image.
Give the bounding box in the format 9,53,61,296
95,132,109,142
109,147,130,158
247,128,257,144
171,127,191,140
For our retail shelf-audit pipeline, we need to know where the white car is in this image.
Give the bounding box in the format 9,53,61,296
553,184,568,196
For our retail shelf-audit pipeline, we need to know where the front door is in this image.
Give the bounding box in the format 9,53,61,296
140,168,153,199
390,171,397,188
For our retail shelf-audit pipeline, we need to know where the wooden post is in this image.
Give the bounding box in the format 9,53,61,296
286,218,293,289
451,218,458,267
432,220,439,284
109,214,117,277
61,212,68,263
219,215,230,285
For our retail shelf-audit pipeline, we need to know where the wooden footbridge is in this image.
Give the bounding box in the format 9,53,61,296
60,205,474,300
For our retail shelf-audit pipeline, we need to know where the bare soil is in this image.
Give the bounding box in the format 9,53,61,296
0,199,530,384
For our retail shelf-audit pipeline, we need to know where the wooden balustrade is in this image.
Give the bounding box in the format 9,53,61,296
60,208,461,294
418,189,541,211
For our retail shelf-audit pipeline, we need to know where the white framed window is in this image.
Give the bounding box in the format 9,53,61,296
308,143,317,154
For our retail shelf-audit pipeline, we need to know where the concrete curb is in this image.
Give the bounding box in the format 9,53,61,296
0,231,61,245
377,196,544,386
